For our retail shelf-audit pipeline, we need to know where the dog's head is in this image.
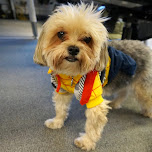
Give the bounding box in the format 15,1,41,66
33,3,109,76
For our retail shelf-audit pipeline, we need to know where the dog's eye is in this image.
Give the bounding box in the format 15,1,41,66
57,31,65,40
83,37,92,44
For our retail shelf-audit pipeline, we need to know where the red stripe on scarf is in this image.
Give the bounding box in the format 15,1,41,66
80,71,97,105
56,75,61,92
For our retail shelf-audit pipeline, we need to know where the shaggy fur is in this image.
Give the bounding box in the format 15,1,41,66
33,3,152,151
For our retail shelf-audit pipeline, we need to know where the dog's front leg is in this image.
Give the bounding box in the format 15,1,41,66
45,91,73,129
74,100,110,151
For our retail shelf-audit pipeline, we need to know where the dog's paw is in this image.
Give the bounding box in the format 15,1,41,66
74,134,96,151
44,118,64,129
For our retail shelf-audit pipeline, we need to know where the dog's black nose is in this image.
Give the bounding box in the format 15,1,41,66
68,46,79,56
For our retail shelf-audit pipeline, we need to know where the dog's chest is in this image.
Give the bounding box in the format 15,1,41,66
57,74,82,93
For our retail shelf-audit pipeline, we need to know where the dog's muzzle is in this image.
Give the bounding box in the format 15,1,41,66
65,46,79,62
68,46,79,56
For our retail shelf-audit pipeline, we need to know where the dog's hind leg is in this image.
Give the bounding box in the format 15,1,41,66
109,88,129,109
74,99,111,151
45,92,73,129
133,80,152,118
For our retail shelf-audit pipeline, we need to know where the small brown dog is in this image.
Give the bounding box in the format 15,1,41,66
33,3,152,151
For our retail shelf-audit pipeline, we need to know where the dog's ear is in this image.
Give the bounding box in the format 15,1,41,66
33,29,47,66
95,42,109,71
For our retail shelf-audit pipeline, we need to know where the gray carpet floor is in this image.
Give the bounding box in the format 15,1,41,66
0,39,152,152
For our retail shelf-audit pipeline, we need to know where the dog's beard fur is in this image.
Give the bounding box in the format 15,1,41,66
44,40,97,75
34,3,108,76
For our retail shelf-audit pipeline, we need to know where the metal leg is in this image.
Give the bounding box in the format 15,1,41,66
27,0,38,39
9,0,16,19
31,22,38,39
